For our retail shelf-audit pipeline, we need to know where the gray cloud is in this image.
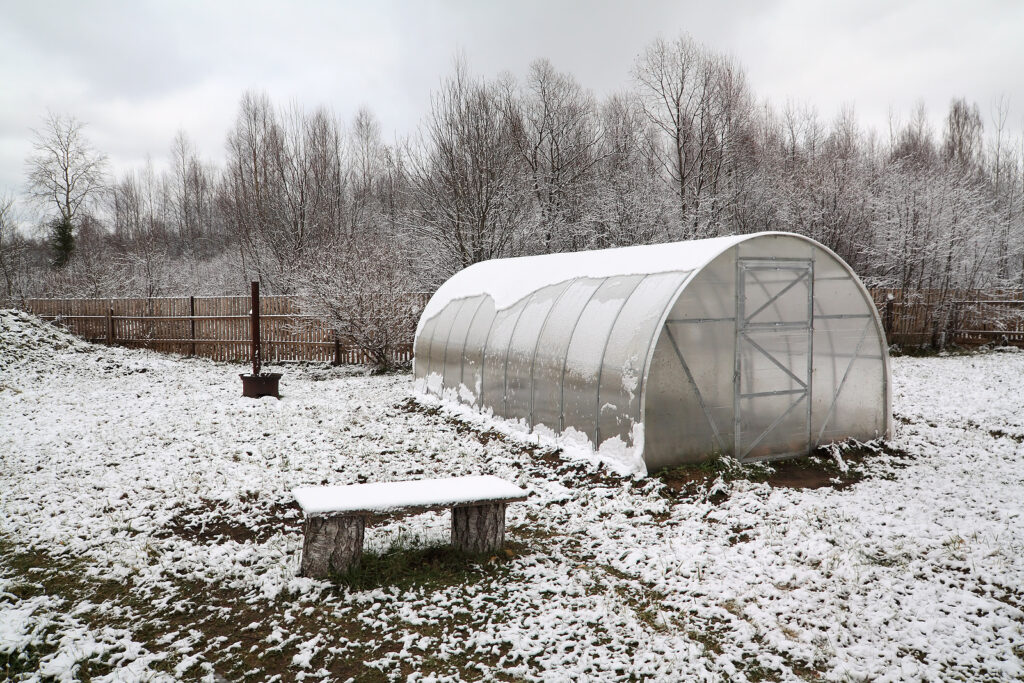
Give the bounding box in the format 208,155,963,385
2,0,1022,219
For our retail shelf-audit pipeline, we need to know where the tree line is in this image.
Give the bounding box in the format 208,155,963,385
2,34,1023,349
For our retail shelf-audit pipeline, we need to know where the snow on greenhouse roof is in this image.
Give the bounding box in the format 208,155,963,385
419,232,774,331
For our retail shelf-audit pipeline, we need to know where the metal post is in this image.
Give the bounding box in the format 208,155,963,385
106,307,114,346
333,334,341,366
883,294,895,344
250,281,261,377
189,296,196,357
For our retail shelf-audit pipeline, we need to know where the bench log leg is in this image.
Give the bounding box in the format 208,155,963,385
451,503,506,553
300,514,364,578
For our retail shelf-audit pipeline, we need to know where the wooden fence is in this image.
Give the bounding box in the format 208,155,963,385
19,294,430,365
871,289,1024,348
13,289,1024,364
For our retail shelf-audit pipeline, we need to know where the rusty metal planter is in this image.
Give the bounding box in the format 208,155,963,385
240,372,281,398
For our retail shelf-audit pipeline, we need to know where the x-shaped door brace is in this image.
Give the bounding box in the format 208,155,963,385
739,332,808,393
743,269,811,324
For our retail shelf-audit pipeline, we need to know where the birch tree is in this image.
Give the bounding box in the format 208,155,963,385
25,112,107,267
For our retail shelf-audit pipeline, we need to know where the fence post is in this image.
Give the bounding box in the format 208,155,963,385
106,307,114,346
189,296,196,357
250,281,262,376
883,293,895,343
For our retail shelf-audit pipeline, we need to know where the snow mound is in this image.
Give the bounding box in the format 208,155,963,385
0,309,93,371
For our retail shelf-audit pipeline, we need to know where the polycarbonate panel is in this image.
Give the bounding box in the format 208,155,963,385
737,234,814,262
741,268,812,326
414,314,439,382
442,296,485,399
640,249,739,469
459,297,495,405
562,276,644,442
481,298,529,416
505,282,571,424
811,318,879,441
423,301,462,395
597,272,689,449
821,352,886,443
530,279,604,433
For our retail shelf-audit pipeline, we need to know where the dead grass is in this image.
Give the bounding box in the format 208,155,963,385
0,534,530,682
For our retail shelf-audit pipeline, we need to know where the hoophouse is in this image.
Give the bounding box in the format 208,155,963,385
413,232,891,474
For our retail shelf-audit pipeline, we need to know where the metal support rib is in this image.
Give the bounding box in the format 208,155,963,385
814,317,873,447
527,282,573,429
458,297,487,401
666,324,727,452
593,276,646,447
741,331,808,387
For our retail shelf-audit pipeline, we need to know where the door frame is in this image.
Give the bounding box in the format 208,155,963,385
733,257,814,461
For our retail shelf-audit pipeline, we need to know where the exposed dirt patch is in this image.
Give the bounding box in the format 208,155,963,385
988,428,1024,443
658,440,914,500
163,499,302,544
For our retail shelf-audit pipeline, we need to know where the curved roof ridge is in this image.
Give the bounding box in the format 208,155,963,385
418,232,793,333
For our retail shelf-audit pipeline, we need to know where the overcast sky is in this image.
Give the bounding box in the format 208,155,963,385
2,0,1022,214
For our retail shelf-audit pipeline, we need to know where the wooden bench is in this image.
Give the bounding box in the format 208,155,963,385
292,475,529,578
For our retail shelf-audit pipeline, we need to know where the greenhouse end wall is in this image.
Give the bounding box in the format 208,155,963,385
413,232,891,474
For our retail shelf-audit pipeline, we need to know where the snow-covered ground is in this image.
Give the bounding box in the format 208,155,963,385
1,309,1022,682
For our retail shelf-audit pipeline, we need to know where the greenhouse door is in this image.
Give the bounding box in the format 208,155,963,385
734,259,813,460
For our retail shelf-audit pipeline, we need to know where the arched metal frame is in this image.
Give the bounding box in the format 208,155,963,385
414,233,891,469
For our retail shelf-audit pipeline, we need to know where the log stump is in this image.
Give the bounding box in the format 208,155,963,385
299,515,365,578
451,503,505,553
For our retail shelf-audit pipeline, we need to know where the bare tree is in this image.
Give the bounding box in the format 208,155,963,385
25,112,107,266
634,34,753,237
406,58,531,283
587,93,667,247
0,193,26,300
943,97,984,173
293,238,422,371
508,59,603,251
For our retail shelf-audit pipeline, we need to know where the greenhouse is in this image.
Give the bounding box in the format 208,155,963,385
413,232,891,474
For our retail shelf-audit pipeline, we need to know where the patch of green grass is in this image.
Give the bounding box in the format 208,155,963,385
331,540,525,591
1,641,56,680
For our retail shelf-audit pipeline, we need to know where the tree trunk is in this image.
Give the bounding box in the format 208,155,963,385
451,503,505,553
299,515,364,578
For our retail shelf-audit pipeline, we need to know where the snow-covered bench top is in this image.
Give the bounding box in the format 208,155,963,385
292,475,529,517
